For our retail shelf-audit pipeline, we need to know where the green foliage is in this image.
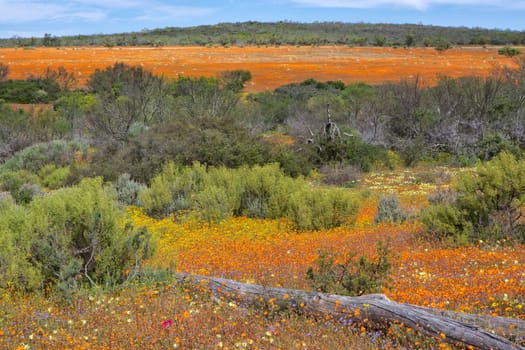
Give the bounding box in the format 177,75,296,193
287,187,358,230
433,38,451,52
0,78,61,103
138,162,202,216
15,183,43,204
421,152,525,243
374,194,407,224
498,46,521,57
306,241,391,296
315,132,389,171
95,113,271,183
171,75,239,120
0,199,42,291
0,177,155,293
38,164,71,189
194,185,231,226
114,173,145,206
0,169,42,204
220,70,252,92
138,162,358,229
88,62,169,142
1,140,83,173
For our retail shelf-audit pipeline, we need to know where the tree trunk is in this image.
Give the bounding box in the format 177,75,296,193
177,273,525,350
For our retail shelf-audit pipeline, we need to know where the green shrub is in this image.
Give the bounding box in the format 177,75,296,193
240,163,290,218
38,164,71,189
374,194,407,224
306,241,391,296
287,187,358,230
0,78,61,103
0,177,155,293
0,199,42,291
139,162,359,230
15,183,43,204
206,166,243,215
114,173,145,206
195,185,232,226
421,152,525,243
1,140,83,173
138,162,206,216
0,169,42,204
498,46,521,57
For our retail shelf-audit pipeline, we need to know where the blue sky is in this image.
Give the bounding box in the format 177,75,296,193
0,0,524,39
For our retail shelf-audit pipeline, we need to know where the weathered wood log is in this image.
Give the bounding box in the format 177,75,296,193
177,273,524,350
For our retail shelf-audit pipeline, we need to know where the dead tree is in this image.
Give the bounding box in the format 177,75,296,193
323,103,341,142
177,273,525,350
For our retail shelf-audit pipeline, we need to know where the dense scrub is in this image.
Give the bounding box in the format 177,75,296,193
422,152,525,244
0,178,154,294
139,162,359,230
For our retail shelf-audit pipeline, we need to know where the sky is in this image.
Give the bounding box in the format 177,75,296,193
0,0,524,39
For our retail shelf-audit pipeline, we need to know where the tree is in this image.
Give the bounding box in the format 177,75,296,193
44,66,77,91
87,62,170,143
497,57,525,147
383,76,436,164
0,62,8,81
171,75,239,120
405,33,415,47
455,76,505,159
220,70,252,92
498,46,521,57
0,104,30,160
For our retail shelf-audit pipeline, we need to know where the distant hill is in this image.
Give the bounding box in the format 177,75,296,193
1,21,524,48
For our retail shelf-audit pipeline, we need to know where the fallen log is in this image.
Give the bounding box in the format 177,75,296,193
177,273,524,350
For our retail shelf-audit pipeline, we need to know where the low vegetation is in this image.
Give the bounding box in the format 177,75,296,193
422,152,525,244
0,46,524,348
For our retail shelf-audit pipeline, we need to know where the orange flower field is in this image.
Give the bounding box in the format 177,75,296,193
1,167,524,349
0,46,519,91
129,168,525,314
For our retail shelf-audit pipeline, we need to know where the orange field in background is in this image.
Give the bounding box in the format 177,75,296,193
0,46,519,92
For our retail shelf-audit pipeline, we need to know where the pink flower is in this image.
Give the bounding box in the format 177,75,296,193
161,319,173,328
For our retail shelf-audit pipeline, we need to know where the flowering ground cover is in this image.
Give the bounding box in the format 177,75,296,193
130,167,525,314
0,46,517,92
1,166,524,349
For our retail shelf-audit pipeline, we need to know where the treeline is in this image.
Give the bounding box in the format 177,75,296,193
2,21,525,48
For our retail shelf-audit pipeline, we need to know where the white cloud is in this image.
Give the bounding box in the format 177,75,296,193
289,0,525,10
0,1,215,25
134,5,216,21
0,1,106,23
70,0,144,8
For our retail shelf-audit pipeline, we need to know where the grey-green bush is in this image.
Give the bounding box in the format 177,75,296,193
114,173,145,206
374,194,407,224
0,177,154,293
421,152,525,244
1,140,83,173
0,169,41,204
